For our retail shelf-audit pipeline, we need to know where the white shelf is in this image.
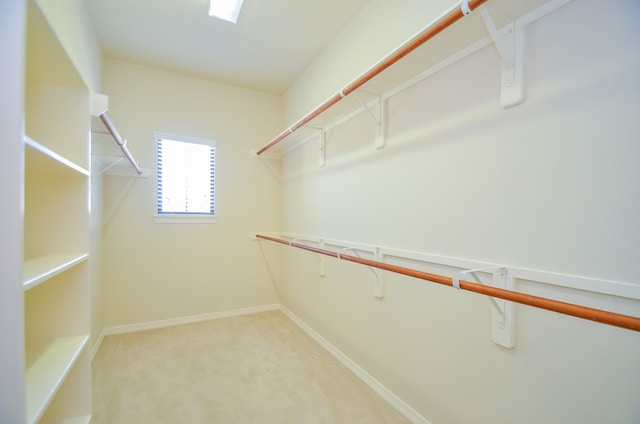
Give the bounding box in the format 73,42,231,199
25,137,90,177
25,335,89,424
23,253,89,291
259,0,567,155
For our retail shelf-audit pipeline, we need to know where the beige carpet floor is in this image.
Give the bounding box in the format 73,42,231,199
92,310,411,423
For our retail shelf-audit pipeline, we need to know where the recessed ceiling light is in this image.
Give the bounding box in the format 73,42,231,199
209,0,245,24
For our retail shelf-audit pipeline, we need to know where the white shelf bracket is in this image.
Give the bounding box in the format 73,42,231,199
93,155,125,175
479,7,525,108
373,247,384,298
460,266,516,349
291,239,327,276
491,268,516,348
318,240,326,277
354,90,387,149
341,247,382,298
376,99,387,150
299,126,327,167
320,130,327,167
308,127,327,167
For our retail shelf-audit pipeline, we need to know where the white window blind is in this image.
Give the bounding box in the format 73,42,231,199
156,136,215,215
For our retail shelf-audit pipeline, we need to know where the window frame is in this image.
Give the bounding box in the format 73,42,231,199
153,131,219,224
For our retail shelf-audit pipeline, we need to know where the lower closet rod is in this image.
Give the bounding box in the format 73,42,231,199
256,234,640,332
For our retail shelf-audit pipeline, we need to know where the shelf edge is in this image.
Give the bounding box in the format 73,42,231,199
23,253,89,291
25,136,90,177
25,335,90,424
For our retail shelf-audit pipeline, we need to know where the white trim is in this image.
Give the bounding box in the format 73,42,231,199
91,332,105,362
280,306,432,424
153,131,217,148
91,304,280,360
271,233,640,301
153,214,219,224
103,304,280,335
516,0,575,28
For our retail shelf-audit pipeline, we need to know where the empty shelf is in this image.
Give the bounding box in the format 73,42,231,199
23,253,89,291
25,335,89,424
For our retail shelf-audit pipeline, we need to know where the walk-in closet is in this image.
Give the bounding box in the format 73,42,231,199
1,0,639,423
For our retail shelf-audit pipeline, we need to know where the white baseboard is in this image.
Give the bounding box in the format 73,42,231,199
91,332,105,362
279,306,432,424
91,304,280,361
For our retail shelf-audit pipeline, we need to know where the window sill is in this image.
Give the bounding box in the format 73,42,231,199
153,214,219,224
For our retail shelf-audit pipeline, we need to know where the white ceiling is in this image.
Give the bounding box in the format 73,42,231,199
84,0,370,94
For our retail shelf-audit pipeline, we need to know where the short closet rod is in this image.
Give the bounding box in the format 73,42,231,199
99,113,142,175
256,234,640,332
256,0,488,155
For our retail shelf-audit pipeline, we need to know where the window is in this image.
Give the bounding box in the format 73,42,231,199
155,133,217,223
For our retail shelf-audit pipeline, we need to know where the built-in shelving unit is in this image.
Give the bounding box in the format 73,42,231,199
25,336,89,424
22,0,92,422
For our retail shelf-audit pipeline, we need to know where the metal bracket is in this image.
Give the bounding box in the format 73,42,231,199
305,127,327,167
479,7,524,108
290,239,326,277
491,268,516,348
460,266,516,349
318,240,326,277
342,247,384,298
373,247,384,298
354,90,387,149
314,128,327,167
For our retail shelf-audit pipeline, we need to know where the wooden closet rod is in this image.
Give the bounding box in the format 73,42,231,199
99,113,142,175
256,234,640,332
256,0,489,155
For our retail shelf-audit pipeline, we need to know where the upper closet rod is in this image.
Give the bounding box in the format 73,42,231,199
256,234,640,332
256,0,488,155
98,112,142,175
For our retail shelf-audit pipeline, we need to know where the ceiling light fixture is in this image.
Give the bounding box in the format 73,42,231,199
209,0,245,24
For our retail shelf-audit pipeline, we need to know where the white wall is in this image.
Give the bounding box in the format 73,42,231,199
100,59,282,328
37,0,102,92
283,0,455,125
279,0,640,423
0,1,27,422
